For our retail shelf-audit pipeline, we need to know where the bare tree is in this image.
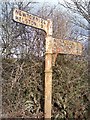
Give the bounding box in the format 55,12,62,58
1,2,45,59
58,0,90,31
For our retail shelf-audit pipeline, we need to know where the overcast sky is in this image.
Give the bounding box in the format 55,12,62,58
0,0,72,4
33,0,72,4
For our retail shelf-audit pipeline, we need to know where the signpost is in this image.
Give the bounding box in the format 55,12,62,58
13,8,83,119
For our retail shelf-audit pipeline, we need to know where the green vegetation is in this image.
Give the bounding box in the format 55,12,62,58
2,55,89,119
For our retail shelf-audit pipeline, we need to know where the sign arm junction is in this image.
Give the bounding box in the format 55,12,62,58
13,8,83,119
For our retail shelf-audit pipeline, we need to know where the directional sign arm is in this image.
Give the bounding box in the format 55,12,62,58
13,8,48,33
52,38,83,55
